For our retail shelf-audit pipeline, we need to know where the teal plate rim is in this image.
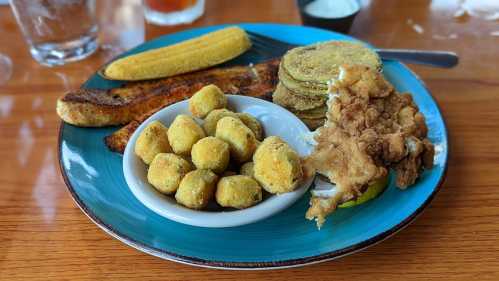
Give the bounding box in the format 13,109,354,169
57,23,449,269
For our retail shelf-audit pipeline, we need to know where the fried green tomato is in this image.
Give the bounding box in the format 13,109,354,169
175,169,218,209
134,120,172,164
215,116,257,163
215,175,262,209
167,114,206,155
339,174,389,208
147,153,193,194
191,137,230,174
189,84,227,118
253,136,303,194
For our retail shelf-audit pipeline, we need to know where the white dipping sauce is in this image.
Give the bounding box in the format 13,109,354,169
305,0,360,19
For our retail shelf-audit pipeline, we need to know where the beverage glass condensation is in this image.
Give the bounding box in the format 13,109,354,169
143,0,205,26
9,0,99,66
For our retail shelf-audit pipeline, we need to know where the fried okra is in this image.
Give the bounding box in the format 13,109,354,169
134,120,171,164
216,175,262,209
253,136,303,194
167,114,206,155
191,137,230,173
175,169,218,209
215,116,257,163
189,84,227,118
147,153,193,194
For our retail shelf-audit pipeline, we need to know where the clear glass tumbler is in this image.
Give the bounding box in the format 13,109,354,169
9,0,99,66
143,0,205,26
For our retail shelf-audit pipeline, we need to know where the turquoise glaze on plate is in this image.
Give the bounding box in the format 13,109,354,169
59,23,448,269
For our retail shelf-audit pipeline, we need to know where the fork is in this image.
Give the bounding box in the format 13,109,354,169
247,31,459,68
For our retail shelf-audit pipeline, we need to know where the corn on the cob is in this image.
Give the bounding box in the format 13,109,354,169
103,26,252,81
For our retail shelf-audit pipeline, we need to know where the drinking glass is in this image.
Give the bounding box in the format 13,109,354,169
98,0,145,60
143,0,205,26
9,0,99,66
0,53,12,85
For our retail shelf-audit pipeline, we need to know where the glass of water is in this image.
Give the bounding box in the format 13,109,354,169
9,0,99,66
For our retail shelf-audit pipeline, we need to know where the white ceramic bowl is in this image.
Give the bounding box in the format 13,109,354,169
123,95,313,228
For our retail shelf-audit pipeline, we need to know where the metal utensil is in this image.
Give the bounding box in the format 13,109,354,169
247,31,459,68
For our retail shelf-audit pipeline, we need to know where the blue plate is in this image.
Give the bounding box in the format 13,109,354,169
59,23,448,269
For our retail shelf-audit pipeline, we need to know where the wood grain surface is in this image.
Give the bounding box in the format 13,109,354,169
1,0,499,280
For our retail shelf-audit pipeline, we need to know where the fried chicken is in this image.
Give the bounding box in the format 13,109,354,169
304,65,434,228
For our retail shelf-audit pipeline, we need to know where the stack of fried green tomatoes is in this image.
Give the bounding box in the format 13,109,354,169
273,41,381,130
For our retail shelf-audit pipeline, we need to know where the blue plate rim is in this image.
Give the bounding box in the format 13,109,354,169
57,23,449,269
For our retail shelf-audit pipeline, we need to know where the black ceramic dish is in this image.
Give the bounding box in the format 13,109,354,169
297,0,360,34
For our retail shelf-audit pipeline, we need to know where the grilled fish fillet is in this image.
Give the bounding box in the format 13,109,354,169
57,59,279,127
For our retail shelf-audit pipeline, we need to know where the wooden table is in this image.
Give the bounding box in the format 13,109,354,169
1,0,499,280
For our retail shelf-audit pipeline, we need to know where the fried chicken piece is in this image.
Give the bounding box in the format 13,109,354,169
304,65,434,228
304,125,388,226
